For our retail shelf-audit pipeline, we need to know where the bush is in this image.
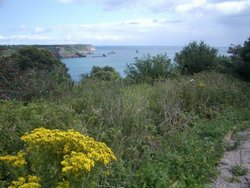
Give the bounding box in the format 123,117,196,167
175,41,218,75
81,66,120,82
0,47,71,101
0,100,83,154
232,38,250,82
214,55,235,75
239,38,250,81
125,54,175,83
0,128,116,188
229,37,250,82
0,71,250,187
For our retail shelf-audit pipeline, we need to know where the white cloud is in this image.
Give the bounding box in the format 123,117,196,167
57,0,176,10
175,0,206,13
2,0,250,45
32,27,51,34
0,34,55,44
214,1,250,14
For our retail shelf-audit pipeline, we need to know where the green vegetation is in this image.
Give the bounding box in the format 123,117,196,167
230,165,248,177
0,37,250,187
0,128,116,187
0,46,71,101
125,54,175,83
175,41,218,75
228,37,250,82
81,66,120,81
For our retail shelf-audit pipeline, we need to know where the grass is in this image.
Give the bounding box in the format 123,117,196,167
0,72,250,187
230,165,248,177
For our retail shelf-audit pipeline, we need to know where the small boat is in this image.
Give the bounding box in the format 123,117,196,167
108,50,116,54
91,54,106,58
136,49,139,53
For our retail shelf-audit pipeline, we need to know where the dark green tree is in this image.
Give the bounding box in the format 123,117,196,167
125,54,175,83
0,46,71,100
237,38,250,81
228,37,250,82
175,41,218,75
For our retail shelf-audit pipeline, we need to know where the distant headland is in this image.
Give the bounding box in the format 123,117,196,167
0,44,96,59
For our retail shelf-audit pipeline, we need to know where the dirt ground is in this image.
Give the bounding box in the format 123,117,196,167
212,129,250,188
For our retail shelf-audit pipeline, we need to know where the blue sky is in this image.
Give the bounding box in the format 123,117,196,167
0,0,249,46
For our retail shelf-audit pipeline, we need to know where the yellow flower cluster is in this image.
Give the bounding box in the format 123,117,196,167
62,151,95,175
198,82,206,88
56,181,70,188
8,176,41,188
0,151,27,167
21,128,116,176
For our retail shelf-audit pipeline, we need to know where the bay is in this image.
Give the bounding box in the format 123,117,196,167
62,46,229,81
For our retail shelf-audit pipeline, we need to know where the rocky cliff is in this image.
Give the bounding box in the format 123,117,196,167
55,44,96,58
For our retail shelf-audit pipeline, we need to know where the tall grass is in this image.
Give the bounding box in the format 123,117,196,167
1,72,250,187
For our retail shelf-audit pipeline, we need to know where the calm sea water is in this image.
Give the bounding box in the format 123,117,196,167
62,46,229,81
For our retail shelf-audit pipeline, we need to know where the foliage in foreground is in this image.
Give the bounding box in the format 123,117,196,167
0,128,116,188
1,37,250,187
1,72,250,187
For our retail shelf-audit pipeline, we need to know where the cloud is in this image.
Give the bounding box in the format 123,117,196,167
213,1,250,15
56,0,250,22
32,27,51,34
0,34,54,44
57,0,175,11
3,0,250,45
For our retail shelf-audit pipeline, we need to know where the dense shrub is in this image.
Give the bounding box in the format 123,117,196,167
228,37,250,81
214,55,235,75
125,54,175,83
0,100,83,154
0,72,250,187
1,41,250,187
175,41,218,75
81,66,120,82
0,128,116,188
0,47,71,100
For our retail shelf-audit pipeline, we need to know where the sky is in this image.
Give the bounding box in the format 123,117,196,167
0,0,249,46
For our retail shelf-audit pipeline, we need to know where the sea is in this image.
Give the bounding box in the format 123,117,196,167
62,46,229,81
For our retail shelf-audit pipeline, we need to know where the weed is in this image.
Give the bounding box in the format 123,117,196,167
230,165,248,177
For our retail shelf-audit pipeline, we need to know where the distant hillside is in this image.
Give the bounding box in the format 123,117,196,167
0,44,96,58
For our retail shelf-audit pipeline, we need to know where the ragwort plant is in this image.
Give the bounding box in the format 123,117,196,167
0,128,116,188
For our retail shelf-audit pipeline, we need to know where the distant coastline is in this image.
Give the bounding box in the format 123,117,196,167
0,44,96,59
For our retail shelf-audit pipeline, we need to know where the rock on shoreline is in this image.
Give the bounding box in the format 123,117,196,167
56,44,96,58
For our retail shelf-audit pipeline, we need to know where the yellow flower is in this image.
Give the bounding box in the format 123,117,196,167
8,176,41,188
61,152,95,176
56,181,70,188
27,175,40,183
21,128,116,176
19,183,41,188
198,82,206,88
0,151,27,168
